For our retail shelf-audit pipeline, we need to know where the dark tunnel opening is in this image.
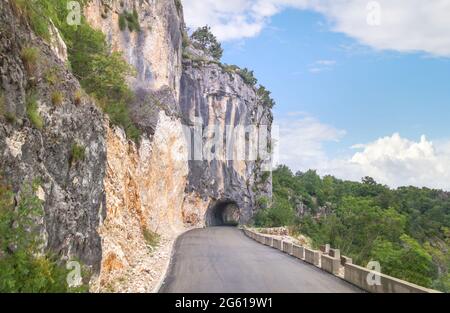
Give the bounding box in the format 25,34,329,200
205,200,240,227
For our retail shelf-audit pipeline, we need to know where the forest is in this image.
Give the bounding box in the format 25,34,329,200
254,165,450,292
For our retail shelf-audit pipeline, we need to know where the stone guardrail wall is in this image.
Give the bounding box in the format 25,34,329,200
272,238,282,250
344,263,440,293
242,228,439,293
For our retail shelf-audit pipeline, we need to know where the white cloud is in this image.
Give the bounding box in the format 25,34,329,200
275,114,346,171
276,117,450,190
182,0,450,57
342,133,450,190
308,59,336,73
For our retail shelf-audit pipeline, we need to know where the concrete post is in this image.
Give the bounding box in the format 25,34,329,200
292,245,305,260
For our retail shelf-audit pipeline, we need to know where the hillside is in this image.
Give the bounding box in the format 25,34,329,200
254,165,450,292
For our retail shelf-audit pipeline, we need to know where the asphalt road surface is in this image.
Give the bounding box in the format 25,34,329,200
159,227,362,293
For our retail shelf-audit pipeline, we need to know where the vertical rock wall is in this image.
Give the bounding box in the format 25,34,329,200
180,59,273,224
0,0,273,291
0,0,106,271
84,0,183,95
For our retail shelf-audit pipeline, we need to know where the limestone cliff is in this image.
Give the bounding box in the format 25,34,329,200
0,1,106,271
0,0,273,292
180,52,273,225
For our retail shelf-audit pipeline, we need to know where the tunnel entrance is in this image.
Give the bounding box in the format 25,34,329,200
205,200,240,227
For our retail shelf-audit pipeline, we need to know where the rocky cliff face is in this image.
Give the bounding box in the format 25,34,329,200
0,1,106,271
180,57,273,225
1,0,273,291
84,0,190,290
85,0,183,96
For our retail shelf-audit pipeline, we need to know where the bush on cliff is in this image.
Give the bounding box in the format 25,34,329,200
11,0,141,142
191,26,223,60
0,179,87,293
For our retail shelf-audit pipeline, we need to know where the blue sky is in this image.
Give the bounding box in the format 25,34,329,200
182,0,450,190
221,9,450,145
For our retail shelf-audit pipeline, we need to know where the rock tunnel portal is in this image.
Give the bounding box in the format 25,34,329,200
205,200,240,227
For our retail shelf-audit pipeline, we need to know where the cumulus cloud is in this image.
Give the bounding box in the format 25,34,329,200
275,114,346,171
276,117,450,190
342,133,450,190
182,0,450,57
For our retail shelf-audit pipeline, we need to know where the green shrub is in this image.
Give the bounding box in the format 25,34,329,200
220,64,239,75
26,92,44,129
0,178,85,293
261,171,271,183
70,143,85,165
191,26,223,60
119,13,127,31
257,85,276,108
182,29,190,49
142,228,160,249
256,196,270,210
20,46,39,74
12,0,51,40
119,10,140,32
73,89,83,106
44,67,58,85
13,0,141,142
51,91,63,106
238,68,257,86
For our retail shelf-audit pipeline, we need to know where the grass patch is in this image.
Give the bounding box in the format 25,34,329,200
44,67,58,85
20,46,39,74
51,91,63,106
142,228,160,249
12,0,51,41
26,92,43,129
74,89,83,106
70,143,85,165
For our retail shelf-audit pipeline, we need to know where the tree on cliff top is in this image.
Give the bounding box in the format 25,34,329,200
191,26,223,60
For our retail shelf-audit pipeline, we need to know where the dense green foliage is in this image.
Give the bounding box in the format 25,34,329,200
119,10,140,32
191,26,223,60
0,179,87,292
13,0,140,142
254,165,450,291
257,85,275,109
237,68,258,86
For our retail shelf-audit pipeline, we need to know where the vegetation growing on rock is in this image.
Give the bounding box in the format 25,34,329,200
191,26,223,60
51,91,63,106
119,10,140,32
20,46,39,75
11,0,141,142
26,92,43,130
0,178,88,292
70,143,86,165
